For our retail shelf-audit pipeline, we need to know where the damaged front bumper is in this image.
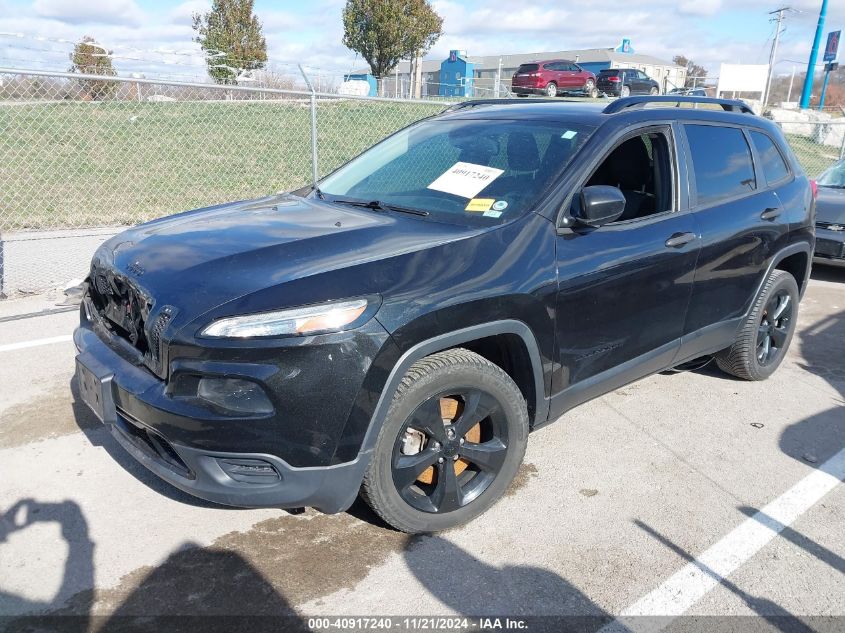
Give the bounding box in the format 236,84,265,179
73,324,371,513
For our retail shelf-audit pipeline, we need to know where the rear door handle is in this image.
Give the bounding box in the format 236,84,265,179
665,232,696,248
761,207,781,221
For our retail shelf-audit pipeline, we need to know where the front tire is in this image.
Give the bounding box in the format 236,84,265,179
361,349,529,533
583,79,597,98
716,269,799,381
649,86,659,95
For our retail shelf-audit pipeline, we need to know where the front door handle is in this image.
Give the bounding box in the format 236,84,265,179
761,207,781,221
665,232,696,248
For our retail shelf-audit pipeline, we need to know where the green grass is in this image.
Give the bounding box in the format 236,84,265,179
0,99,444,231
785,134,841,178
0,99,840,231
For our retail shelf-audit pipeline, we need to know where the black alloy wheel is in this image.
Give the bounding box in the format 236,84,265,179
756,290,792,366
361,349,528,533
716,269,799,381
392,389,508,514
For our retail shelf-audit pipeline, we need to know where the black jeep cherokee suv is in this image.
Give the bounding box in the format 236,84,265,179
75,96,815,533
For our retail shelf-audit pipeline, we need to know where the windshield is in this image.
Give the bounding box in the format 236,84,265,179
817,159,845,188
317,118,594,224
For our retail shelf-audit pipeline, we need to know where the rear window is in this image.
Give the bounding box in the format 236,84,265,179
599,70,620,77
685,124,756,206
749,131,790,185
516,64,539,73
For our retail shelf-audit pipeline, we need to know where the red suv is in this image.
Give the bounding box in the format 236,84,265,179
511,60,597,98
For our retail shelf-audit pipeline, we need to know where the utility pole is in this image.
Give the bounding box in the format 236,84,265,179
799,0,828,109
763,7,791,108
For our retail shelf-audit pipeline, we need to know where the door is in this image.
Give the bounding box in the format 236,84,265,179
563,63,580,88
680,123,790,342
550,126,700,416
552,62,573,87
633,71,649,94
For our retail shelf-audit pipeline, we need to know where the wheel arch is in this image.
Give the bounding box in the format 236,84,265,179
774,248,811,296
359,320,549,458
743,242,811,319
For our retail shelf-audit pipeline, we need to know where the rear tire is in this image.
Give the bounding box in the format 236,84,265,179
621,85,631,97
716,269,799,381
361,349,529,533
545,82,558,97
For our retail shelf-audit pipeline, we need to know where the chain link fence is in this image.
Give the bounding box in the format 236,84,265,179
776,118,845,179
1,68,844,297
0,69,448,295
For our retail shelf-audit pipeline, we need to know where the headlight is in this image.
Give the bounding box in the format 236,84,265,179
200,298,369,338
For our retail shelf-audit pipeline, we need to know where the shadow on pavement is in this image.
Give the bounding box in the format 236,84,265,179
634,520,816,633
737,506,845,576
0,499,93,633
404,536,611,631
0,497,309,633
809,265,845,284
792,305,845,388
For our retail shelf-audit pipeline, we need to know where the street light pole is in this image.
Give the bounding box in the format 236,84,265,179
799,0,828,109
786,64,796,102
763,7,790,108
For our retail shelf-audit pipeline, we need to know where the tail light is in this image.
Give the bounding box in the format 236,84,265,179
810,180,818,199
608,77,621,82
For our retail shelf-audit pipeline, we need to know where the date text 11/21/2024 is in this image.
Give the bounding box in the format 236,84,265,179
306,617,529,630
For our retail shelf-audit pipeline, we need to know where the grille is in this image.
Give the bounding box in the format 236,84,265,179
149,306,174,368
817,221,845,231
94,273,111,296
88,263,157,371
115,406,192,478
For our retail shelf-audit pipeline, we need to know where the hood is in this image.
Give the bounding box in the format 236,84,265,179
94,194,482,325
816,187,845,225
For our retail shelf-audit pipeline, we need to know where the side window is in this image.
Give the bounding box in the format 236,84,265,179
685,125,756,206
584,130,674,222
750,131,790,185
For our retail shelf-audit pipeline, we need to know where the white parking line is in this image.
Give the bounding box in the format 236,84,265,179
0,335,74,353
603,446,845,631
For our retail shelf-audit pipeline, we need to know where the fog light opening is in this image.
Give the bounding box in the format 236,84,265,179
197,377,274,415
218,458,281,484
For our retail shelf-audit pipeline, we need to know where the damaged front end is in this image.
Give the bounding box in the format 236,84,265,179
83,260,174,379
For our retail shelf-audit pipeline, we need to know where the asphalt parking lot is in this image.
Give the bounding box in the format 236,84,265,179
1,268,843,632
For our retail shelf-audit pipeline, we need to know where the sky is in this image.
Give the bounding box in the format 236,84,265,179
0,0,843,81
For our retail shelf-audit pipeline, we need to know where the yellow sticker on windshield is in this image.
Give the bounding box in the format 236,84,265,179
465,198,495,212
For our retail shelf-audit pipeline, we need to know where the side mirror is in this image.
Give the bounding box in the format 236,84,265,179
576,185,626,227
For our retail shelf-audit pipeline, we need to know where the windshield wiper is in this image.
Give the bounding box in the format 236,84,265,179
329,198,429,217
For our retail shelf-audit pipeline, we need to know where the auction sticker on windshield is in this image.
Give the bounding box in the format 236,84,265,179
427,162,505,199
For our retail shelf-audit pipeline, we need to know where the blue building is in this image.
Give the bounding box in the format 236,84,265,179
439,50,475,97
342,73,378,97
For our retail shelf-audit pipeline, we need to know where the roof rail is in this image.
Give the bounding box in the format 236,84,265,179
445,98,560,111
603,95,755,115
